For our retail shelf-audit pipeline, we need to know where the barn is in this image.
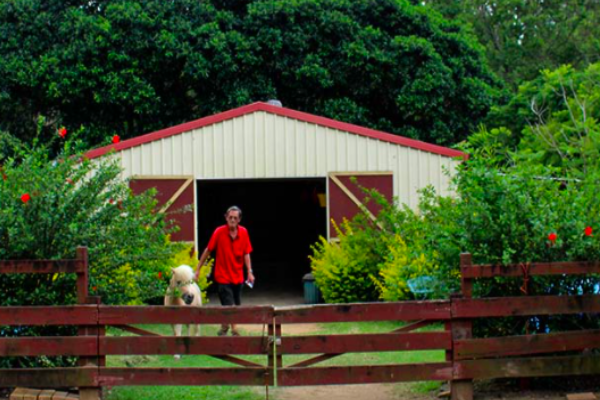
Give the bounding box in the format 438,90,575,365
86,101,465,296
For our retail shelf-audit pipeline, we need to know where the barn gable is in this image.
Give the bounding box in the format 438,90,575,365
86,102,464,209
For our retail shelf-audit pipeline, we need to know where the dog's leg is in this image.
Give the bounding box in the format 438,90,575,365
173,324,182,360
189,323,200,337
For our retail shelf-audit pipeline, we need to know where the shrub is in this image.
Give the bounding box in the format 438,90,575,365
310,221,381,303
371,234,441,301
0,128,187,367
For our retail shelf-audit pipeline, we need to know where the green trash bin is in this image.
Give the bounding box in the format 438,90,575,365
302,273,321,304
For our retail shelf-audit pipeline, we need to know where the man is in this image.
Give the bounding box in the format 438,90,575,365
196,206,255,336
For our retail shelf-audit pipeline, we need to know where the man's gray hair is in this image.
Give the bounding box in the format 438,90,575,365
226,205,242,218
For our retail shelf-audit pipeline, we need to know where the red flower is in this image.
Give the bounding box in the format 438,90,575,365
65,178,73,185
58,127,67,138
112,135,120,144
585,226,593,237
20,193,30,203
548,232,557,243
158,271,163,279
108,198,114,204
92,286,98,292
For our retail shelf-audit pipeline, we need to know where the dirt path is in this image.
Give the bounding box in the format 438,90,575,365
267,383,425,400
266,383,598,400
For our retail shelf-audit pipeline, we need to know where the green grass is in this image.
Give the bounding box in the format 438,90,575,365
104,321,446,400
105,324,267,400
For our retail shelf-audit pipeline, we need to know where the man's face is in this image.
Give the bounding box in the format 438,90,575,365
226,210,241,229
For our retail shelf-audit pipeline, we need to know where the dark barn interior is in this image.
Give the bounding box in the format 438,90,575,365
196,178,327,303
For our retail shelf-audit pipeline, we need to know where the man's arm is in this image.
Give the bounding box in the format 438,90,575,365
196,247,211,278
244,254,255,283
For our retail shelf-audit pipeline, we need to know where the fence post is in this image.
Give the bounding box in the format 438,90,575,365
76,247,89,304
268,311,282,387
450,253,474,400
76,247,101,400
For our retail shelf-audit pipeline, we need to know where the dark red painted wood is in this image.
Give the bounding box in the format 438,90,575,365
278,363,453,386
281,332,451,354
0,260,84,274
0,337,97,356
454,329,600,360
0,306,98,325
287,353,342,368
462,261,600,279
98,367,269,386
0,367,97,387
76,247,89,305
110,325,161,336
275,301,451,323
129,179,194,242
100,336,268,355
99,305,273,324
210,355,265,368
391,320,433,333
328,174,393,238
454,355,600,380
452,295,600,318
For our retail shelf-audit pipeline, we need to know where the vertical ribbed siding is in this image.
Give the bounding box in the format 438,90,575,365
116,111,460,207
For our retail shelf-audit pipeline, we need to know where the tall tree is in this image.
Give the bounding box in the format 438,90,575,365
422,0,600,87
0,0,499,147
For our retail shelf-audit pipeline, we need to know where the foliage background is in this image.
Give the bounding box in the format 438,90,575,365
0,129,213,367
0,0,499,146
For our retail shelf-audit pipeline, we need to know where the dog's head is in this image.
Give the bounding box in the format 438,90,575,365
168,265,196,305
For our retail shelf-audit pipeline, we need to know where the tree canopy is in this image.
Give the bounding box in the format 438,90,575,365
0,0,499,147
422,0,600,88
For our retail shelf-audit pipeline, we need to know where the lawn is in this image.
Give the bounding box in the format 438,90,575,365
104,321,446,400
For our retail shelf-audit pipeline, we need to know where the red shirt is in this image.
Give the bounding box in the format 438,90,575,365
207,225,253,284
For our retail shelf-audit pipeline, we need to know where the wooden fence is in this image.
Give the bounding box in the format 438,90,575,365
0,249,599,400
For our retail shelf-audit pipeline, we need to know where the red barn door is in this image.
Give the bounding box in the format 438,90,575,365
327,172,393,239
129,177,195,243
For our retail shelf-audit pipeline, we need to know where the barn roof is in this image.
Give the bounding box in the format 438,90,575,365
85,102,466,159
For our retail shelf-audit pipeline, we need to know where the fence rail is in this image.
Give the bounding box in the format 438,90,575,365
0,251,599,400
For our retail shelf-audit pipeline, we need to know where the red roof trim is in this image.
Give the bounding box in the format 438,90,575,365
85,102,466,159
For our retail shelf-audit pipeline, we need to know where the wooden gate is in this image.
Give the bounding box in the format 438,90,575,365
1,250,600,400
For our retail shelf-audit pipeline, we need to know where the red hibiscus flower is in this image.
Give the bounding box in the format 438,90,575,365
158,271,163,280
21,193,30,203
548,232,557,243
585,226,593,237
58,127,67,138
112,135,120,144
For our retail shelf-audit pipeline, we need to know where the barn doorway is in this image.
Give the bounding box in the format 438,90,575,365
196,178,327,304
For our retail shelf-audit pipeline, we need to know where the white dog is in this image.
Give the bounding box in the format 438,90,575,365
164,264,202,359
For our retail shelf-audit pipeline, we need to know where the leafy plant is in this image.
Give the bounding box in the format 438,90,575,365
310,220,381,303
0,127,185,367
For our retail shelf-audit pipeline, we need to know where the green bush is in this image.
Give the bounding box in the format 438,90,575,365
310,220,382,303
0,130,185,306
372,234,442,301
0,128,187,368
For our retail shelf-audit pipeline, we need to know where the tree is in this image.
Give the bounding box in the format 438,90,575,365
0,0,500,147
471,62,600,179
422,0,600,88
0,126,183,306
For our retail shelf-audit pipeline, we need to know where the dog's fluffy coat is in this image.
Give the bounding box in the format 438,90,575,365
164,265,202,358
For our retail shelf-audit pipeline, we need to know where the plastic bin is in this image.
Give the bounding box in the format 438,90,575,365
302,273,322,304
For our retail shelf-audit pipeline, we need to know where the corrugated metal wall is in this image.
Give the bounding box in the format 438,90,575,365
115,111,459,208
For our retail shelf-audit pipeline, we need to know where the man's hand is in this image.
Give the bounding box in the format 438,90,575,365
247,270,255,284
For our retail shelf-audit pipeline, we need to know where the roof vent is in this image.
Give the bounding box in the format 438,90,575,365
267,99,282,107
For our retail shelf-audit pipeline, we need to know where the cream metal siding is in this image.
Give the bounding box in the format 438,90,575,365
117,111,460,208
